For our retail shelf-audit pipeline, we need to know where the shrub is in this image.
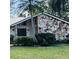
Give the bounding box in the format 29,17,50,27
35,33,56,46
55,39,69,44
55,37,69,44
10,35,14,44
62,39,69,44
55,34,69,44
15,36,34,46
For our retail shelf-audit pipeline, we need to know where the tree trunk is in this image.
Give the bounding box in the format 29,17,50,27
29,0,37,43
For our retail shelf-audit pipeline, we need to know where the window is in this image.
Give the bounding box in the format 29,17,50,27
17,28,26,36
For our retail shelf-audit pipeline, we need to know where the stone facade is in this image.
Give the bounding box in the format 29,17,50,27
38,15,69,40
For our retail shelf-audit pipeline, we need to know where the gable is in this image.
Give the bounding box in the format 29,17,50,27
37,14,69,40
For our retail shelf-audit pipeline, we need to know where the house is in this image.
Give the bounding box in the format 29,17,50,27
10,13,69,40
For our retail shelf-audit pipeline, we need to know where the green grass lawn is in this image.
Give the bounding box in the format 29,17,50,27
10,44,69,59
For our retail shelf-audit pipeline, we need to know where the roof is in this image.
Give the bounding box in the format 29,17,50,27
10,13,69,26
10,13,42,26
10,16,25,26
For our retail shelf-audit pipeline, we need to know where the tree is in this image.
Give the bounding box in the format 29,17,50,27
10,0,47,17
48,0,69,21
28,0,37,42
10,0,48,42
28,0,47,42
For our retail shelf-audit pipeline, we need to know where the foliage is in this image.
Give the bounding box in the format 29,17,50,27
35,33,56,46
35,33,69,45
11,0,69,21
55,34,69,44
10,0,48,16
62,39,69,43
14,33,56,46
62,34,69,44
48,0,69,21
55,39,69,44
14,34,68,46
15,36,34,46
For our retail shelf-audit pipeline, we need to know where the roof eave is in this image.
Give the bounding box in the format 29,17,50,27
10,13,42,26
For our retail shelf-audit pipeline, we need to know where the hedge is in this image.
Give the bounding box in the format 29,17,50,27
14,33,68,46
35,33,56,46
14,36,34,46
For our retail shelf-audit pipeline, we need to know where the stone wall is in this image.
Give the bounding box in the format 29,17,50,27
38,15,69,40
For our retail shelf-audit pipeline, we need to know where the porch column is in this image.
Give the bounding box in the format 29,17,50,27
35,16,39,33
14,25,17,40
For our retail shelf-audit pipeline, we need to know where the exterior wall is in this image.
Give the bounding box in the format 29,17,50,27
10,20,32,39
10,27,15,36
17,20,32,37
10,26,16,40
26,20,32,37
37,15,69,40
10,14,69,40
